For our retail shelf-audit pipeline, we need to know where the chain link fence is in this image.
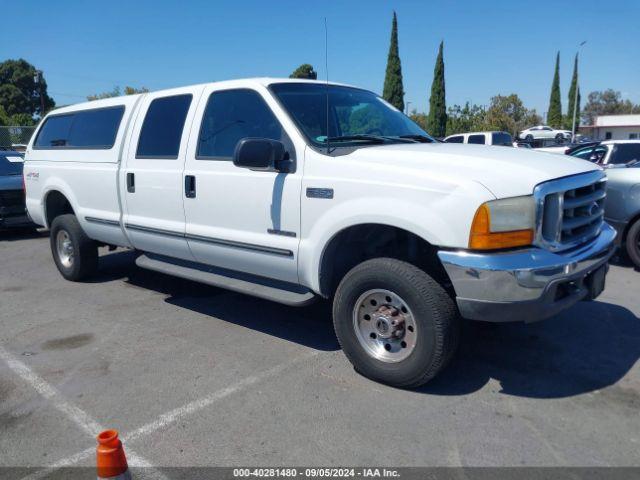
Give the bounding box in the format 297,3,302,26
0,126,36,149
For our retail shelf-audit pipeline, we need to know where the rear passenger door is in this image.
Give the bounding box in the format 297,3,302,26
121,87,202,260
182,86,302,283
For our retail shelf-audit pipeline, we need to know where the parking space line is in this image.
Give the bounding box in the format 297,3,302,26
122,350,320,444
0,345,168,480
4,346,319,478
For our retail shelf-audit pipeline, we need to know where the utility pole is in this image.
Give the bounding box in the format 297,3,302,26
571,41,587,143
405,101,412,115
34,70,45,118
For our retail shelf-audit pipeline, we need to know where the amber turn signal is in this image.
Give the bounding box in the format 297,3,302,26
469,203,533,250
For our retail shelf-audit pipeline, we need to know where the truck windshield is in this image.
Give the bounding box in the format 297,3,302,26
270,83,433,148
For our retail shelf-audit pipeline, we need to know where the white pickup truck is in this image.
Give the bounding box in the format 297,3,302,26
24,78,615,387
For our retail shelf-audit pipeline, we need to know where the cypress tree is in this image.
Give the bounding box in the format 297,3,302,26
382,11,405,112
426,41,447,138
547,52,563,128
564,53,581,130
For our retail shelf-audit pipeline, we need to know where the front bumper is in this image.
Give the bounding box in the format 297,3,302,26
437,223,616,323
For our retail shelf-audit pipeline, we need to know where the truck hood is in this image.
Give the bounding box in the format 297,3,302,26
344,142,600,198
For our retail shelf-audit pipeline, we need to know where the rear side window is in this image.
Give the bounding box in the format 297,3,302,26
136,95,192,159
468,134,486,144
197,89,287,159
491,132,513,146
445,136,463,143
34,106,124,149
609,143,640,165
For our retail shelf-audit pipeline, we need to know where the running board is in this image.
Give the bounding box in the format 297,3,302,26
135,254,316,307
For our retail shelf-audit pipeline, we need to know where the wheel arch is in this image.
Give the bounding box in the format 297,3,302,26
316,222,451,298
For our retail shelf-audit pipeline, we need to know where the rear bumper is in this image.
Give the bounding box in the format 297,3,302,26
437,223,616,323
0,206,34,229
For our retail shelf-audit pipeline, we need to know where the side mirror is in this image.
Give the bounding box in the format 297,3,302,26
233,138,288,172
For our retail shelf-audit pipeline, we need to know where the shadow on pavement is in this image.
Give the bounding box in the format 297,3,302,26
95,250,340,352
95,251,640,396
422,300,640,398
0,228,47,242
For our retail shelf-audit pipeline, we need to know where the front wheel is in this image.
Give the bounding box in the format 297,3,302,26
333,258,460,388
626,219,640,269
50,214,98,281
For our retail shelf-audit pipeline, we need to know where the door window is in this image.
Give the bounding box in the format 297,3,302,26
609,143,640,165
136,94,192,159
467,134,486,144
197,89,290,160
445,136,463,143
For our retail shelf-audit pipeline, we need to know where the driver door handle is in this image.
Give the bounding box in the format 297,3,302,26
185,175,196,198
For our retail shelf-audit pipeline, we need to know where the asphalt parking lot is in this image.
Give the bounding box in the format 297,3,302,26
1,229,639,476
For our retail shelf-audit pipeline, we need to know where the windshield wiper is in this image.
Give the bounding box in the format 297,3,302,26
398,134,434,143
325,135,388,144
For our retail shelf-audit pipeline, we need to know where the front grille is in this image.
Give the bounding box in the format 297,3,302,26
0,189,25,208
535,171,607,252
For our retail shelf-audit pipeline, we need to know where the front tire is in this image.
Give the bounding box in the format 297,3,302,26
626,219,640,269
50,214,98,281
333,258,460,388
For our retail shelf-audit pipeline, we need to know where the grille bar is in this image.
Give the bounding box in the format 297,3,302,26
533,170,607,252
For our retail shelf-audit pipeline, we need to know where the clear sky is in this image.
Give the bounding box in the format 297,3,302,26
5,0,639,118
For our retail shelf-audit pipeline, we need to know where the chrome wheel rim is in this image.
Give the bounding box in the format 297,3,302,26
352,289,417,363
56,230,74,268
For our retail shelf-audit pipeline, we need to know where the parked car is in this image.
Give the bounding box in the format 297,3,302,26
568,140,640,168
519,125,571,142
601,162,640,268
568,140,640,268
444,131,513,146
0,150,33,230
24,79,615,388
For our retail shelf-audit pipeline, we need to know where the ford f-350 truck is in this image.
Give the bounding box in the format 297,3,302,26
24,79,615,387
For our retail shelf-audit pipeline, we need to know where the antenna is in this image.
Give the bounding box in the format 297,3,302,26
324,17,330,155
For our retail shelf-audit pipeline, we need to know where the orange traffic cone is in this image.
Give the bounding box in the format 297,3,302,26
96,429,131,480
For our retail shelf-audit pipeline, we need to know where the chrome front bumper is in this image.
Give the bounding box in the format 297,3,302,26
437,223,616,322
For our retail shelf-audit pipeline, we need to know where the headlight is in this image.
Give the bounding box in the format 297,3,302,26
469,195,535,250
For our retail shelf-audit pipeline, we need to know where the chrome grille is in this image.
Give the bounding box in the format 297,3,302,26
534,170,607,252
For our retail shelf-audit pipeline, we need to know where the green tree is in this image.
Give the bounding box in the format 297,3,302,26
289,64,317,80
564,53,581,130
0,59,55,118
446,103,486,136
426,41,447,137
547,52,562,128
382,11,404,111
581,89,640,125
485,94,542,136
87,86,149,101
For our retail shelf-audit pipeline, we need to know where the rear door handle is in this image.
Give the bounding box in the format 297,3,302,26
185,175,196,198
126,173,135,193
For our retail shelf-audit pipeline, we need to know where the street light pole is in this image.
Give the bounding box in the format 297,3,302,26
34,70,45,118
571,41,587,143
405,101,412,115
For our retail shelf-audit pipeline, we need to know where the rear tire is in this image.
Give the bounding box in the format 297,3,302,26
332,258,460,388
50,214,98,281
626,219,640,269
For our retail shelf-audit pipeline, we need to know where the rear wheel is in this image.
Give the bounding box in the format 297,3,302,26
626,219,640,269
555,133,565,142
50,214,98,281
333,258,460,388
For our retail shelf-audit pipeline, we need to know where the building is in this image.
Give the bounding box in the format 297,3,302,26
580,114,640,141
